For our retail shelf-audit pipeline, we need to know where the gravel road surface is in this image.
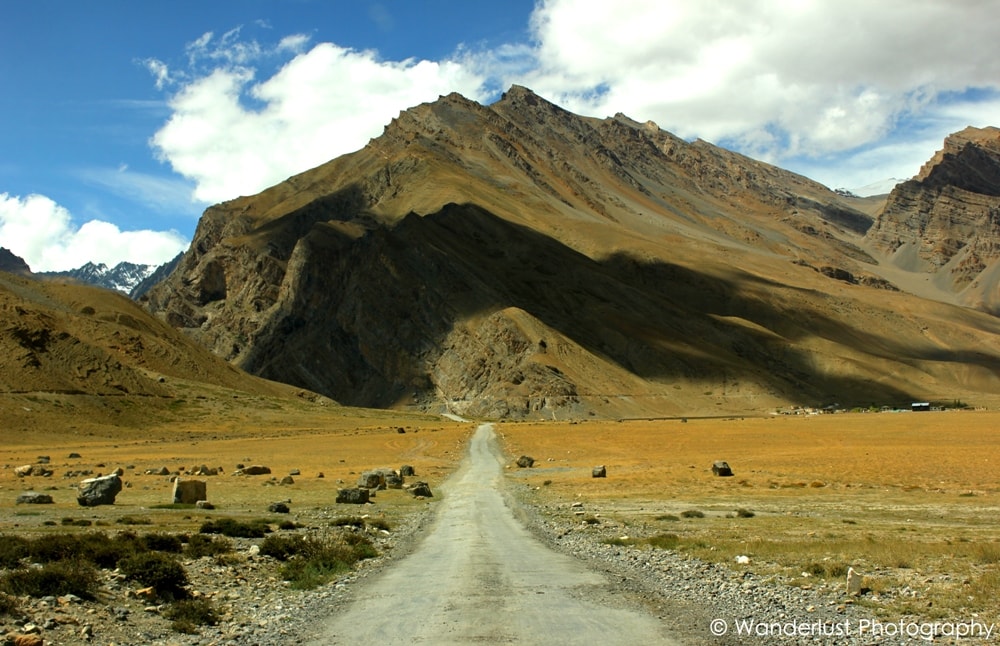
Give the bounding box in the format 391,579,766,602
305,423,677,645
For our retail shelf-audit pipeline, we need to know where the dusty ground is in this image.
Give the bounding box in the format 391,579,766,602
498,410,1000,625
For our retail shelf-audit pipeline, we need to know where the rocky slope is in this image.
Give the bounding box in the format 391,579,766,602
144,87,1000,418
0,248,31,275
865,126,1000,312
40,261,158,296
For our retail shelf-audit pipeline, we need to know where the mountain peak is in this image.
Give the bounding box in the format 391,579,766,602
0,247,31,275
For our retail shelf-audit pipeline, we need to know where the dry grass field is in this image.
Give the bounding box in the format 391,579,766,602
498,410,1000,624
1,390,473,536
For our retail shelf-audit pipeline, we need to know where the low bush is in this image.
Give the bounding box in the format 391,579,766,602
646,533,680,549
330,516,366,528
260,534,309,561
735,508,755,518
164,598,220,634
142,533,184,553
0,592,22,617
0,560,100,599
276,534,378,590
116,515,153,525
200,518,270,538
0,535,29,569
185,534,233,558
680,510,705,519
655,514,680,522
119,552,188,597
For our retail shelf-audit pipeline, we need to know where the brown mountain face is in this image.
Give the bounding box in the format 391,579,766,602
0,271,311,432
144,87,1000,418
0,247,31,275
865,127,1000,312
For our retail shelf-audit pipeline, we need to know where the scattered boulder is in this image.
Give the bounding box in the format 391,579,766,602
195,500,215,510
14,465,34,477
16,492,54,505
235,465,271,476
516,455,535,468
36,456,50,464
191,465,220,476
10,634,44,646
357,471,384,489
172,478,207,504
289,469,301,476
592,465,607,478
385,473,404,489
712,461,734,477
67,452,82,459
400,464,415,477
847,567,863,596
336,488,370,504
146,466,170,476
268,502,290,514
280,475,295,485
397,427,406,434
77,473,122,506
410,482,433,498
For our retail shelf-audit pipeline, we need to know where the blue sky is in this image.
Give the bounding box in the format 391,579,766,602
1,0,998,271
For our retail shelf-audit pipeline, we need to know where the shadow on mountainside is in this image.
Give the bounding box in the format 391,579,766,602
228,191,1000,411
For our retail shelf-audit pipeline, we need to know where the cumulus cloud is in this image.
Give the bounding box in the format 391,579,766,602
148,1,1000,199
0,193,187,272
518,0,1000,175
150,35,486,203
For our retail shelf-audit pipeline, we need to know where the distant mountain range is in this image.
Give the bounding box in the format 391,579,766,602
0,249,181,299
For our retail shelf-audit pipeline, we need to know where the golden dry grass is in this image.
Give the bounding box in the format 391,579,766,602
498,411,1000,622
0,392,473,535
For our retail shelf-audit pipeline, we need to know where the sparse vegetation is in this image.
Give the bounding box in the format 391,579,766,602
199,517,271,538
184,534,233,558
164,598,220,634
119,552,188,597
680,509,705,519
272,533,379,590
0,560,101,599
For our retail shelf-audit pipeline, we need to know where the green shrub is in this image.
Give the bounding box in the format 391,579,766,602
735,508,755,518
0,560,100,599
0,535,29,569
164,598,220,634
116,515,153,525
142,533,184,553
655,514,680,522
0,592,22,617
646,533,680,549
185,534,233,558
119,552,188,597
260,534,309,561
61,518,92,527
199,518,270,538
681,510,705,519
278,535,378,590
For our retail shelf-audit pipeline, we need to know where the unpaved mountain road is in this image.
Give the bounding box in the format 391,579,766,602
304,423,679,645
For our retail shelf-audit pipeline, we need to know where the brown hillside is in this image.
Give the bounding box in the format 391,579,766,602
0,271,330,435
145,88,1000,418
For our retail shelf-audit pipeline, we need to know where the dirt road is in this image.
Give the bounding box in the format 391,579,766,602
305,423,676,645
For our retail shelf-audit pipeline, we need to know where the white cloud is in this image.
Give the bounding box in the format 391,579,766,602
515,0,1000,182
75,166,206,218
148,2,1000,200
151,40,486,203
0,193,187,272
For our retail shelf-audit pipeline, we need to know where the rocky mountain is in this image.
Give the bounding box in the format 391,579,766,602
144,87,1000,419
40,260,158,295
130,252,183,299
864,126,1000,314
0,247,31,275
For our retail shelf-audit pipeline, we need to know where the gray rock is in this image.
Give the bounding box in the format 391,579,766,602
16,492,54,504
385,474,404,489
357,471,384,489
268,502,290,513
336,488,370,504
592,465,607,478
237,465,271,476
400,464,415,477
516,455,535,468
280,475,295,485
410,482,433,497
173,478,207,504
712,461,734,477
77,473,122,506
195,500,215,510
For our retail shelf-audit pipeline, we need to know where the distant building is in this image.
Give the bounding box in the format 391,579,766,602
911,402,931,412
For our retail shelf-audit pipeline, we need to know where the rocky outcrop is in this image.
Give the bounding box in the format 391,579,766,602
866,127,1000,311
0,247,31,275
